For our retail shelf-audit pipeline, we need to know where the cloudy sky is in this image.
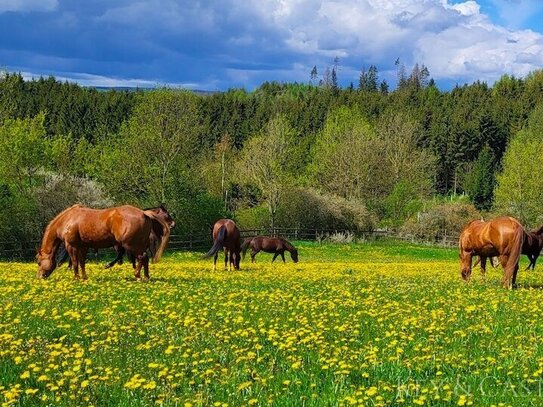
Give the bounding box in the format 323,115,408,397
1,0,542,90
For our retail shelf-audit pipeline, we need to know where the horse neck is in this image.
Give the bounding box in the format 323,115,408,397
40,219,62,256
533,224,543,238
282,239,293,251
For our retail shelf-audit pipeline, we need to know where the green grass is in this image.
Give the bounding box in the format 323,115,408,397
1,241,543,406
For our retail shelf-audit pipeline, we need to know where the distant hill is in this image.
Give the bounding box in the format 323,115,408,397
90,86,219,95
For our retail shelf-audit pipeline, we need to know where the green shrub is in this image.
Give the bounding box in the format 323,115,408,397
278,187,376,232
401,199,480,241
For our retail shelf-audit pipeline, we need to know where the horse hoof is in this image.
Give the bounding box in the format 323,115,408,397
104,264,111,269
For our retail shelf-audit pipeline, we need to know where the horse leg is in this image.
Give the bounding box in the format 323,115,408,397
78,248,88,280
272,252,279,263
480,256,487,279
70,247,80,280
533,254,539,270
224,248,229,271
499,255,513,289
213,252,218,271
512,263,520,288
129,252,136,269
280,251,285,263
133,254,143,281
105,246,125,269
251,249,259,263
142,254,150,281
460,249,473,281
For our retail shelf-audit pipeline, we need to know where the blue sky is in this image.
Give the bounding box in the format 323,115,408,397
1,0,542,90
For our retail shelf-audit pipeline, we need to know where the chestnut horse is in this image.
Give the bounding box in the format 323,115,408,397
241,236,298,263
59,204,176,270
474,226,543,273
202,219,241,271
37,204,170,280
459,216,525,288
104,204,176,269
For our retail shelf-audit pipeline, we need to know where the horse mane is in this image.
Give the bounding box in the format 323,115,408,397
532,223,543,236
281,238,295,251
39,204,83,254
42,204,82,237
143,205,161,211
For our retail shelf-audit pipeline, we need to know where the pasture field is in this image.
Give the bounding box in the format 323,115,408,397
2,241,543,406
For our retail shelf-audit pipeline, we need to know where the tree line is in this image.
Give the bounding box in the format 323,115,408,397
1,66,543,247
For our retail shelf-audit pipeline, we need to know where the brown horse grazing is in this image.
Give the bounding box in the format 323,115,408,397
473,226,543,272
241,236,298,263
104,204,176,269
37,204,170,280
202,219,241,271
59,205,175,270
459,217,525,288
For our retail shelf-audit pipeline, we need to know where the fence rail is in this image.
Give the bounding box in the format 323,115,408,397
0,228,458,260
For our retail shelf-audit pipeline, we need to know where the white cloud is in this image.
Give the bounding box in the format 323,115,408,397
19,70,211,89
0,0,57,13
238,0,543,84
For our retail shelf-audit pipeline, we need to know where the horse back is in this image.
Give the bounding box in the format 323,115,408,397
64,205,149,247
460,216,524,256
213,219,241,249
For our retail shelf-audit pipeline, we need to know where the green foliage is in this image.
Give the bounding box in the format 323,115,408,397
237,115,298,228
278,187,376,232
309,106,381,201
402,199,480,241
384,181,423,227
3,69,543,245
0,114,49,189
494,105,543,227
234,205,270,230
95,89,202,204
464,145,497,211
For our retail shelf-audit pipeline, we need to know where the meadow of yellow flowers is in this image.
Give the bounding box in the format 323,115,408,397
1,241,543,406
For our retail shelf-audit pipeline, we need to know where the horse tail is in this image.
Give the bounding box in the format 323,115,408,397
202,226,226,259
241,237,253,259
146,213,170,263
509,225,525,268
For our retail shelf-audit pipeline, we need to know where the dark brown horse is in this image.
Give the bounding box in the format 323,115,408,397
522,226,543,270
241,236,298,263
37,204,170,280
459,217,525,288
202,219,241,271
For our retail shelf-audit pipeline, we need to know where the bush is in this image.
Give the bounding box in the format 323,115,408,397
319,231,355,244
277,188,376,232
234,205,269,230
32,173,114,231
401,199,480,241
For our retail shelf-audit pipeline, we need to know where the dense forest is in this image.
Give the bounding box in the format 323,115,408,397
1,64,543,247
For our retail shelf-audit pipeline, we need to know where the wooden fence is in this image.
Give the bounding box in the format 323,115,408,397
0,228,457,260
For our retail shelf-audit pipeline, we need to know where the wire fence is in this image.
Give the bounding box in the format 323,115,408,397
0,228,458,261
